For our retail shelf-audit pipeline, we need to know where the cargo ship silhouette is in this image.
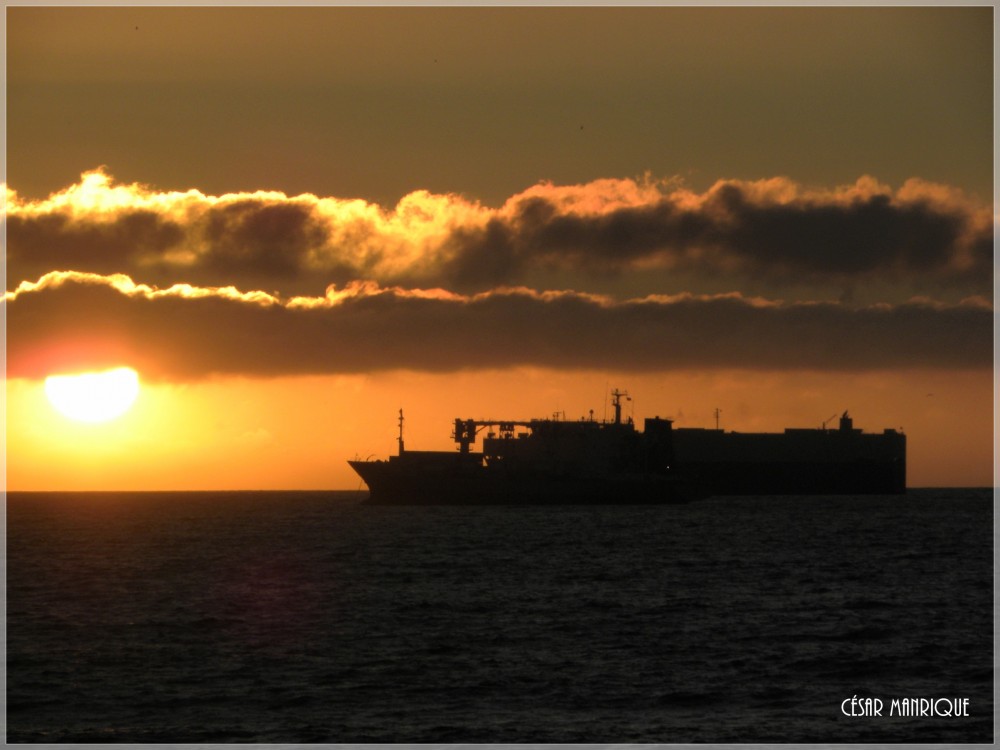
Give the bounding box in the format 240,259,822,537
348,390,906,504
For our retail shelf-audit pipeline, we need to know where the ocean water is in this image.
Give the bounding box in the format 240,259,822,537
6,488,993,743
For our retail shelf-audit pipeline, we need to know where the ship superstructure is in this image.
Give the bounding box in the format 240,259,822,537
349,390,694,505
672,412,906,496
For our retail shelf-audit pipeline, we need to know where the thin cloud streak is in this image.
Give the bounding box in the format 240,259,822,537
6,169,992,296
6,272,991,380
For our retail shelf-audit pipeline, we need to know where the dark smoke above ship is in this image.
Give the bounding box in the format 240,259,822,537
348,390,906,504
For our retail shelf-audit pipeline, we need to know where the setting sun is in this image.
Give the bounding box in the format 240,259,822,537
44,366,140,423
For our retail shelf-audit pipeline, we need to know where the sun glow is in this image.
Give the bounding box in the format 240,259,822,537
44,367,140,423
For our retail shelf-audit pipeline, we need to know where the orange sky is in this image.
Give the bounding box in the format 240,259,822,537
5,6,995,491
5,367,993,490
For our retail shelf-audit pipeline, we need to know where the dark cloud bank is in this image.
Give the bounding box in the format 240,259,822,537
6,273,991,380
444,187,991,289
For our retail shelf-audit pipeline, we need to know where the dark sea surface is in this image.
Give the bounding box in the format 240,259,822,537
6,488,994,743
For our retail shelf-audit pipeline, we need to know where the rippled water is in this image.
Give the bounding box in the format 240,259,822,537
6,488,993,742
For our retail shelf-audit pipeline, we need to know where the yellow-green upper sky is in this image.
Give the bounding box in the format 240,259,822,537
4,6,995,490
9,7,992,206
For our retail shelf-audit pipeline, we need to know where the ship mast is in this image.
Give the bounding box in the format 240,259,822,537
610,388,630,425
397,408,405,455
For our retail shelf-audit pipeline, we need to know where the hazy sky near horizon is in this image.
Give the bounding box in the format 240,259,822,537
5,5,994,489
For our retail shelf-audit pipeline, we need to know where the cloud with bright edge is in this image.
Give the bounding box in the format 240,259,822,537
5,168,993,295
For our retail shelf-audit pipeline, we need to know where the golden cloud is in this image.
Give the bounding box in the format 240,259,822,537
6,169,992,298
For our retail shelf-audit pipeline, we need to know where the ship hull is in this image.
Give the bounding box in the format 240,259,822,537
681,460,905,496
348,457,700,505
350,454,905,504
